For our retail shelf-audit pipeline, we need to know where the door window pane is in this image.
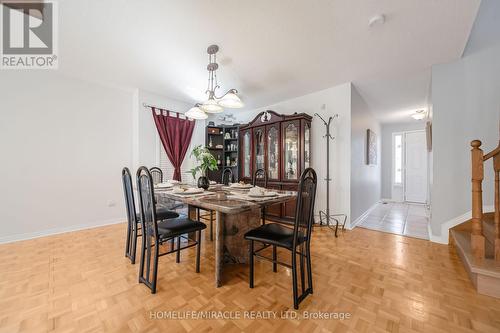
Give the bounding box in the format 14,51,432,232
267,127,279,178
284,123,298,180
394,134,402,184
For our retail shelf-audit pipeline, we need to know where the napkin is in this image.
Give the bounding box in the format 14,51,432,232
249,187,265,195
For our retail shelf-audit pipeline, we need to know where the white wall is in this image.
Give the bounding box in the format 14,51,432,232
211,83,352,226
430,0,500,241
380,121,426,200
0,72,133,242
0,73,203,243
350,87,381,223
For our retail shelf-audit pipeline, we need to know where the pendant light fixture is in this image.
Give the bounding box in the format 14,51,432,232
187,45,244,119
185,103,208,119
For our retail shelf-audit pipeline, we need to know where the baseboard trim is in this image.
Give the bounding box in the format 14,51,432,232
380,198,397,203
0,218,126,244
428,205,494,244
350,202,380,229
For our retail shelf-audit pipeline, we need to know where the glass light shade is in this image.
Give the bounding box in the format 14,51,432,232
185,106,208,120
218,92,244,108
200,98,223,113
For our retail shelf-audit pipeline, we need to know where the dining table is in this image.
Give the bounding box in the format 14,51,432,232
154,184,297,287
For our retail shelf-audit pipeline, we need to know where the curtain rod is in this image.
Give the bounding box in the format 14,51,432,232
142,103,187,118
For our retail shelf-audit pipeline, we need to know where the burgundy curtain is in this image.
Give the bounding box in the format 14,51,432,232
151,108,195,181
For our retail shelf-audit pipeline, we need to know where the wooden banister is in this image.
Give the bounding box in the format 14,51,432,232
484,141,500,161
471,140,485,259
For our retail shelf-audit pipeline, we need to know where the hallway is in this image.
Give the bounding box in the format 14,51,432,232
357,202,429,240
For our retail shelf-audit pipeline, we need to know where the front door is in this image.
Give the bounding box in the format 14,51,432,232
404,130,427,203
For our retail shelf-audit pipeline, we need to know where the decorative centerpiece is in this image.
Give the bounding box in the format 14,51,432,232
189,145,217,190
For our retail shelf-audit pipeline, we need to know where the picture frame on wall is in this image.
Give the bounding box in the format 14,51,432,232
366,129,377,165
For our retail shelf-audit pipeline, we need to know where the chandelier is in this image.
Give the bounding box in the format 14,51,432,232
186,45,244,120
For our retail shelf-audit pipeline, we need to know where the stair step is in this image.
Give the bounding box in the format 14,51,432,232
482,212,496,246
451,229,500,299
451,212,496,253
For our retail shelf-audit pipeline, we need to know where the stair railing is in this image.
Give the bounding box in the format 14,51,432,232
471,140,500,260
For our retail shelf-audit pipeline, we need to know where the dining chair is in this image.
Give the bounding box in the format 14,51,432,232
244,168,317,309
252,168,268,188
221,168,233,185
252,168,268,224
136,166,206,294
122,167,180,264
192,206,215,241
149,167,163,185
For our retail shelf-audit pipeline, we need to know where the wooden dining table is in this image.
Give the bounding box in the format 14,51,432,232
155,185,296,287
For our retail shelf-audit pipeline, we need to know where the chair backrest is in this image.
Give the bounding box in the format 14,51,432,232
252,168,268,188
121,167,137,226
136,166,159,242
150,167,163,185
222,168,233,185
293,168,317,248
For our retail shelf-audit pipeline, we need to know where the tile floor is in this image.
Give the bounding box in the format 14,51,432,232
357,202,429,240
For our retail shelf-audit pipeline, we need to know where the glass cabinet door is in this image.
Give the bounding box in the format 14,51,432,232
254,127,265,171
267,125,279,179
283,121,299,180
243,130,251,178
304,123,310,169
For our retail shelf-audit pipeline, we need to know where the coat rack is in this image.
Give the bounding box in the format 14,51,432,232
314,112,347,237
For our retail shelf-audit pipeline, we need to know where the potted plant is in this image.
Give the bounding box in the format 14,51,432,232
189,145,218,189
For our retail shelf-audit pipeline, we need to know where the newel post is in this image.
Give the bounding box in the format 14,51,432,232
471,140,485,259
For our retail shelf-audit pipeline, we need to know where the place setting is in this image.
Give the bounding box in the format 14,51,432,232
227,181,253,190
169,186,208,197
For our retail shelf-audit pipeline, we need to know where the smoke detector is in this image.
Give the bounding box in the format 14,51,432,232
369,14,385,27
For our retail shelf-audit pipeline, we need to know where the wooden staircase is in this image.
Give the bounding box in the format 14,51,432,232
450,140,500,299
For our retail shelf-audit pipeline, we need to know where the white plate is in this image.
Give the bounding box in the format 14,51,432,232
156,183,173,188
230,183,253,189
175,188,204,195
248,192,278,198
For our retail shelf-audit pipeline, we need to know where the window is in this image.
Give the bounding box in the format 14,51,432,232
394,133,403,185
158,138,193,183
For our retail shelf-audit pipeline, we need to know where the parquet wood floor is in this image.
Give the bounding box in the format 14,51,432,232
1,224,499,333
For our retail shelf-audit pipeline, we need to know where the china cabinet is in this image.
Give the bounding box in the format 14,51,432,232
239,110,312,223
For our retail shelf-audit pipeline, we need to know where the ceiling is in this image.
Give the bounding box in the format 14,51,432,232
54,0,480,122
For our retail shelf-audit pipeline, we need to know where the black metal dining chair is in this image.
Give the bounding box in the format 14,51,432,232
136,166,206,294
149,167,163,185
222,168,233,185
122,167,179,264
252,168,268,224
244,168,317,309
194,207,215,241
252,168,268,188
